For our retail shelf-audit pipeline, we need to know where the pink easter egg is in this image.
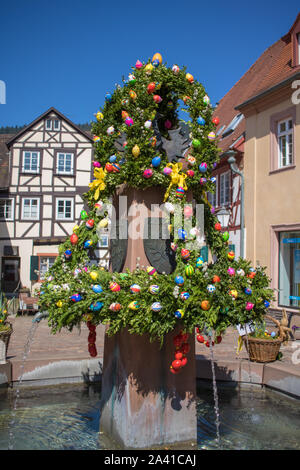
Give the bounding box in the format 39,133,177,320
163,167,172,175
135,60,143,69
93,161,101,168
184,206,193,218
227,267,235,276
246,302,254,311
143,168,153,178
125,117,134,126
187,170,194,177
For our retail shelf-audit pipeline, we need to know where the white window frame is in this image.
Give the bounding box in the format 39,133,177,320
45,119,52,130
53,119,61,131
22,151,40,173
0,198,14,221
22,198,40,220
38,255,57,281
219,171,230,206
56,198,74,221
56,152,74,175
278,118,293,168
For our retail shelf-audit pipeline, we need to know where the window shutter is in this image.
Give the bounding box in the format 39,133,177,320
30,256,39,281
200,246,208,262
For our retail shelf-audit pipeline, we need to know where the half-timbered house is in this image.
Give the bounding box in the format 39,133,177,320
0,107,108,299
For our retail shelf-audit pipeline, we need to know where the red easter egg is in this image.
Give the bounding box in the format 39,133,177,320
147,82,156,93
88,332,96,343
196,327,202,334
175,352,183,360
153,95,162,103
172,359,182,370
215,222,222,231
216,336,222,344
70,234,78,245
173,335,183,347
105,162,114,172
212,117,220,126
170,366,180,374
187,169,195,178
205,340,214,348
212,275,221,283
181,332,189,342
197,334,205,343
181,357,188,367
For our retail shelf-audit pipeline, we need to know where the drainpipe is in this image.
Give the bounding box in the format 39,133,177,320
226,150,244,258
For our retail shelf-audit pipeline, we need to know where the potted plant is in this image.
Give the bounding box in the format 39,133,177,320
242,315,284,363
0,294,13,364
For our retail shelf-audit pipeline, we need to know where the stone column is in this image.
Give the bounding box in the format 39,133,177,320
99,187,197,449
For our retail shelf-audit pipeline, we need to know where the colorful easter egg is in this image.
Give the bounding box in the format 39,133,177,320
163,166,172,175
201,300,210,311
96,111,104,121
109,282,121,292
105,92,112,101
172,64,180,74
185,265,194,277
129,90,137,100
143,168,153,178
200,177,207,185
174,309,184,319
149,285,159,294
153,95,162,103
144,120,152,129
207,284,216,293
86,219,94,229
199,162,208,173
125,117,134,126
208,131,216,141
147,266,157,276
227,267,235,276
56,300,63,308
212,275,221,283
90,301,103,311
171,242,178,252
187,169,194,177
107,126,115,135
229,289,238,299
132,145,140,158
197,117,206,126
246,302,254,311
144,63,154,74
181,248,190,260
152,156,161,167
71,294,82,302
90,271,98,281
175,276,184,286
92,284,103,294
203,95,210,105
81,210,88,220
212,117,220,126
93,135,100,143
70,233,78,245
93,161,101,168
237,269,245,277
187,156,196,166
64,249,72,260
190,227,199,239
135,60,143,69
196,257,204,268
186,73,194,83
147,82,156,93
152,52,162,64
192,139,201,148
264,300,270,308
84,240,93,249
228,251,235,261
245,287,252,295
130,284,141,294
223,231,229,241
128,301,139,310
110,303,122,311
128,74,136,84
99,218,108,228
215,222,221,231
178,229,187,240
109,154,117,163
211,177,217,183
151,302,162,312
180,292,190,300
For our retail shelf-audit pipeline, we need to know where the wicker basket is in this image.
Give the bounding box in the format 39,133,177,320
242,315,283,363
0,323,13,364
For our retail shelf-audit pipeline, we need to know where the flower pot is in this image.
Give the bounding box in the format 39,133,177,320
0,323,13,364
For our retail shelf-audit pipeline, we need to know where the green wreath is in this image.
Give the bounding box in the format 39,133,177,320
37,54,274,357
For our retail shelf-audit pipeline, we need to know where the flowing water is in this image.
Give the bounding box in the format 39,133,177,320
0,382,299,450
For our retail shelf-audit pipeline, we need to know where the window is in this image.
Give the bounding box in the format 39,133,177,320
219,172,230,206
0,199,14,220
22,151,40,173
53,119,60,131
56,198,73,220
278,118,293,168
22,198,40,220
279,232,300,308
222,114,244,138
38,255,57,280
56,152,74,174
207,178,218,207
46,119,52,130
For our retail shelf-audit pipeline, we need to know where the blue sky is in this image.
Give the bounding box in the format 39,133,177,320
0,0,299,127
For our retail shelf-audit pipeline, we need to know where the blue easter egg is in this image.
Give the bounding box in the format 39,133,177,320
92,284,103,294
199,163,207,173
90,301,103,311
211,177,217,183
84,240,93,249
152,59,160,67
178,228,187,240
264,300,270,308
197,117,206,126
271,331,276,338
152,156,161,168
175,276,184,286
105,93,112,101
109,155,117,163
119,158,126,165
64,249,72,259
71,294,82,302
245,288,252,295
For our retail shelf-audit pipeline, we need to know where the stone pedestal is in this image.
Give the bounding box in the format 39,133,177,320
100,186,197,448
100,326,196,449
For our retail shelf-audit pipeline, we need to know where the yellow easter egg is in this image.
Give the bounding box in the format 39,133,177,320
186,73,194,83
99,218,108,228
56,300,63,308
90,271,98,281
96,112,104,121
152,53,162,64
144,63,154,74
132,145,140,158
73,225,79,232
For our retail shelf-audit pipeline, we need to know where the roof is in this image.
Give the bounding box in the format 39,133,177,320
6,107,93,147
0,134,11,190
213,13,300,154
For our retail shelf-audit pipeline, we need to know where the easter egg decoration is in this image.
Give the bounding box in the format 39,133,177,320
185,265,194,277
180,291,190,301
90,301,103,311
172,64,180,74
86,219,94,230
212,117,220,126
70,233,78,245
153,95,162,104
132,145,140,158
228,251,235,261
152,52,162,64
92,284,103,294
121,110,129,120
56,300,63,308
80,210,88,220
197,334,205,343
227,267,235,276
135,60,143,69
203,95,210,105
246,302,254,311
214,222,221,231
183,206,193,218
130,284,141,294
147,82,156,94
90,271,98,281
229,289,238,299
163,166,172,175
147,266,157,276
144,63,153,75
128,74,136,84
107,126,115,135
93,161,101,168
174,309,184,319
176,187,185,199
105,162,114,173
143,169,153,178
196,257,204,268
171,242,178,252
200,177,207,185
245,287,252,295
207,284,216,294
84,240,93,249
99,218,108,228
64,249,72,260
96,111,104,121
199,163,208,173
201,300,210,311
125,117,134,127
128,301,139,310
192,139,201,148
110,282,121,292
197,117,206,126
109,154,117,163
177,228,187,240
186,73,194,83
237,269,245,277
71,294,82,302
187,169,194,178
129,90,137,100
149,285,159,294
208,131,216,141
151,156,161,168
190,227,199,239
175,276,184,286
223,231,230,241
93,135,100,143
264,300,270,308
144,120,152,129
151,302,162,312
212,275,221,283
105,93,112,102
109,303,122,312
